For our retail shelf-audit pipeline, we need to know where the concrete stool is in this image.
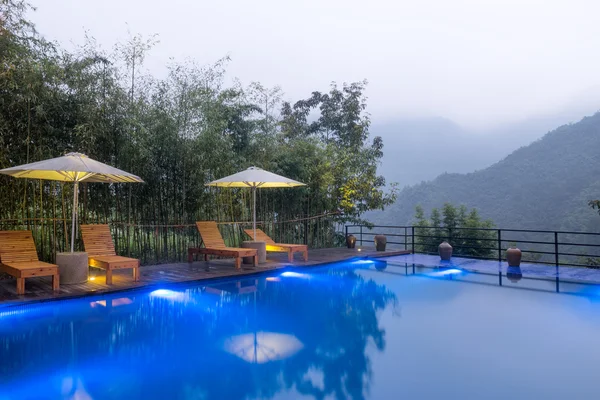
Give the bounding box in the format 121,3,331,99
242,241,267,264
56,252,89,284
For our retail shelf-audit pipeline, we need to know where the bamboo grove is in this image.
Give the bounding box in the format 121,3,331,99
0,1,396,263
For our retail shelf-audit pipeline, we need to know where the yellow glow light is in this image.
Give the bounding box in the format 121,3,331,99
89,276,96,281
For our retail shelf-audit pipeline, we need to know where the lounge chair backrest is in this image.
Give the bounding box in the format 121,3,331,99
243,228,276,245
196,221,226,248
80,224,117,257
0,230,39,263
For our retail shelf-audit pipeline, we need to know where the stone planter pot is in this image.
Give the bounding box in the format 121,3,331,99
56,252,88,284
506,266,523,283
506,247,522,267
439,241,453,260
374,235,387,251
242,241,267,264
346,234,356,249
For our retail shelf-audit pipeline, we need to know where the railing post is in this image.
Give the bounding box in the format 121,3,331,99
304,219,309,246
497,229,502,262
359,225,363,246
404,227,407,250
345,225,348,240
554,231,559,267
411,226,415,254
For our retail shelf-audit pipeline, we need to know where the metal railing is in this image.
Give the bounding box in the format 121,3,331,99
345,225,600,268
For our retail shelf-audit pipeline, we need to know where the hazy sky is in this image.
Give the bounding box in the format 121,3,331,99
29,0,600,129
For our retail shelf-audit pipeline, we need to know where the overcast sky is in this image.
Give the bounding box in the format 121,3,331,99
28,0,600,129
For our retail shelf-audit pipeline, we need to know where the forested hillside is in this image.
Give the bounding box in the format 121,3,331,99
371,102,600,189
372,113,600,232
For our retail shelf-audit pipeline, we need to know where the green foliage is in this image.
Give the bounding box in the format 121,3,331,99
414,203,496,257
0,3,395,260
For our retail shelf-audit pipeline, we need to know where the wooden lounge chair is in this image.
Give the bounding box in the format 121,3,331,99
80,224,140,285
244,228,308,262
189,221,258,269
0,230,59,295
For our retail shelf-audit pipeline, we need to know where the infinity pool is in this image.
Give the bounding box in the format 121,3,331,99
1,258,600,399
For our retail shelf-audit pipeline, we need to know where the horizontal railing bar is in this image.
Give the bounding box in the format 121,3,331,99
556,252,600,258
349,232,408,238
557,242,600,248
513,249,557,255
500,239,556,246
345,225,411,229
360,225,600,236
448,245,498,251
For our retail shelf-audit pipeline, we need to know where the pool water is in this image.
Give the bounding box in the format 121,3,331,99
1,258,600,399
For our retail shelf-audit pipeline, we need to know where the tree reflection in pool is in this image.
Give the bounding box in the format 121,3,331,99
0,260,397,400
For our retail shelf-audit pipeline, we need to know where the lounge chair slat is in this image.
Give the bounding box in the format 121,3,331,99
243,228,308,262
190,221,258,269
0,230,60,295
80,224,140,285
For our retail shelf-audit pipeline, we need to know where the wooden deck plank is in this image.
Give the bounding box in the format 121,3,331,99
0,247,410,306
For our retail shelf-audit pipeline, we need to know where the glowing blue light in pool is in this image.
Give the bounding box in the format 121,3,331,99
351,260,375,265
280,271,309,279
150,289,184,299
429,268,463,277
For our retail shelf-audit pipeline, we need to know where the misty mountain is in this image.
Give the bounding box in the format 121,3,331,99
369,112,600,232
373,95,600,188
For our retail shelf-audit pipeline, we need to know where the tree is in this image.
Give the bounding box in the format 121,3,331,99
413,203,496,257
0,2,395,262
280,81,397,224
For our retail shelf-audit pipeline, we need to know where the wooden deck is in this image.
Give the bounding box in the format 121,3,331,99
0,247,410,306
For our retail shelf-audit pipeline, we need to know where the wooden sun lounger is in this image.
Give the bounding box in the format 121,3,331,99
244,228,308,262
189,221,258,269
0,230,59,295
80,224,140,285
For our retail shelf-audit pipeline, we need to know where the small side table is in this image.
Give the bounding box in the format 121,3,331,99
56,252,89,284
241,241,267,264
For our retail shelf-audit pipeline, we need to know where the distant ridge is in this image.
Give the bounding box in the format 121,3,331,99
371,112,600,232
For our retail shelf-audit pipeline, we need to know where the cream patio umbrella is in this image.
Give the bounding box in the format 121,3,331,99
206,166,305,240
0,152,143,253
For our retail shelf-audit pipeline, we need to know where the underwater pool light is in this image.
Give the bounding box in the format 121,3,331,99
352,259,375,265
150,289,184,299
280,271,309,279
430,268,463,277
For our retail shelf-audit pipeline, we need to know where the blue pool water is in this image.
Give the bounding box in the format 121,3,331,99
2,258,600,399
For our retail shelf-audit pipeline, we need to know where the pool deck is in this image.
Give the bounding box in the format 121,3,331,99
0,247,410,306
385,253,600,284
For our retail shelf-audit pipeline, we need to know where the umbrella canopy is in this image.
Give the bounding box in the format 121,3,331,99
222,331,304,364
0,152,143,252
207,166,304,188
206,167,305,240
0,152,143,183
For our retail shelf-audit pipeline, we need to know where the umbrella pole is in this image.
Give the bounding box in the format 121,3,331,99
70,181,79,253
252,186,257,241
